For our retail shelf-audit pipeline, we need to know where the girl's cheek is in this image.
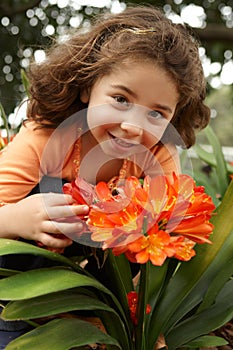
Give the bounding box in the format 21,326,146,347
143,121,168,145
87,104,122,128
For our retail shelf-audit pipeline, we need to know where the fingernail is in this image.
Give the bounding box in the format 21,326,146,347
82,205,89,211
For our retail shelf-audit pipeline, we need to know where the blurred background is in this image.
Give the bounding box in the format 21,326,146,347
0,0,232,151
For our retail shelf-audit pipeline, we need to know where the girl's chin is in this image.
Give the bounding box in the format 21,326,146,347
101,145,144,159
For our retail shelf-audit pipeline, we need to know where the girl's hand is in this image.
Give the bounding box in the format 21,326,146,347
1,193,89,251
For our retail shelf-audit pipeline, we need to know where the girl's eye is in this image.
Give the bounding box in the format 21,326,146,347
148,110,164,119
114,96,129,106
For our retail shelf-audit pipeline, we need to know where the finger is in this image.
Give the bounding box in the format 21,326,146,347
46,204,89,220
41,219,86,236
38,232,73,249
40,193,76,206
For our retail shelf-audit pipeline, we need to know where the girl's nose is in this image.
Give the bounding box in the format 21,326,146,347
120,122,143,137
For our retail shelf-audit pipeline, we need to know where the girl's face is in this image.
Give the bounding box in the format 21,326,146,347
83,61,179,158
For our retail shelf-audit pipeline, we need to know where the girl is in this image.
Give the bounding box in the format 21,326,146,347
0,5,210,346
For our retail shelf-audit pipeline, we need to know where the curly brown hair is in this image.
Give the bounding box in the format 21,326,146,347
26,5,210,148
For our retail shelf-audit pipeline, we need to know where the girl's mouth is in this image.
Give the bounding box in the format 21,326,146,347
109,133,137,149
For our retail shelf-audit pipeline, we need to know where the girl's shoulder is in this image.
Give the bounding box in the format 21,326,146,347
19,121,55,137
0,121,55,160
15,121,55,147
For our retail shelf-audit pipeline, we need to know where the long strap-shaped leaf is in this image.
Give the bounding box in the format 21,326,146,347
194,125,230,196
166,279,233,349
197,257,233,312
1,290,115,320
0,266,115,302
6,318,121,350
0,266,131,349
99,252,133,346
0,103,10,143
0,239,84,273
184,335,228,348
2,290,130,350
194,143,233,174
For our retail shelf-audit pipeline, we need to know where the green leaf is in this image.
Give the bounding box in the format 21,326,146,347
6,318,121,350
147,260,169,310
108,252,134,293
194,144,233,174
184,335,228,348
20,69,30,97
198,257,233,312
2,290,115,320
0,103,10,143
194,125,230,196
166,279,233,349
105,251,133,309
135,262,149,350
162,230,233,341
94,309,132,350
0,239,83,272
0,266,113,300
90,253,133,350
2,289,132,349
204,125,229,195
0,267,19,277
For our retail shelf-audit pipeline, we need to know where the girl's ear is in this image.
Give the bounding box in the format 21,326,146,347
80,89,90,103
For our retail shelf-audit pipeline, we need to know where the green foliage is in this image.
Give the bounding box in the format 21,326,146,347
0,178,233,349
181,124,233,206
7,318,121,350
0,102,10,143
206,86,233,147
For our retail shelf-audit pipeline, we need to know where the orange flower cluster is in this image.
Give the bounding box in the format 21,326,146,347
63,174,215,266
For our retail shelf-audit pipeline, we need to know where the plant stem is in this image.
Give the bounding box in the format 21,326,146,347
135,262,149,350
0,103,10,143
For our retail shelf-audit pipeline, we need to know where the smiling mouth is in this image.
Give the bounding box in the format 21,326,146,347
109,133,137,148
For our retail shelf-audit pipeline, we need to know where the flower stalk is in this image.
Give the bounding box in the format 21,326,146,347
135,262,149,350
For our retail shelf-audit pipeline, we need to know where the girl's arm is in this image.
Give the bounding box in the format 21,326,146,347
0,193,89,249
0,122,88,249
0,123,55,203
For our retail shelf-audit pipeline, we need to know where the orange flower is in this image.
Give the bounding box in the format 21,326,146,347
63,177,96,205
125,228,175,266
63,174,215,266
171,237,196,261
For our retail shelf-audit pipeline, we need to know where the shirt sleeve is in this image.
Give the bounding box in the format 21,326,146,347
0,122,53,203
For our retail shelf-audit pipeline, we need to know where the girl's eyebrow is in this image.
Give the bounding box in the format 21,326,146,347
110,83,173,114
110,84,138,98
152,103,173,114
